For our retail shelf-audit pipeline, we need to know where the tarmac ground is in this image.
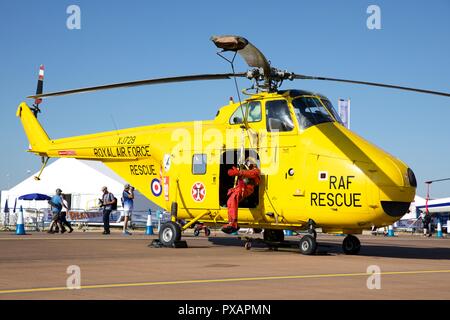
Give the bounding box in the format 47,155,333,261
0,229,449,300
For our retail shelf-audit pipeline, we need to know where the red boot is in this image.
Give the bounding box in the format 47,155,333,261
222,190,240,234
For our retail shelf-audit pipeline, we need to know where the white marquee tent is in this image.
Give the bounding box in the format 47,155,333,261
0,158,161,227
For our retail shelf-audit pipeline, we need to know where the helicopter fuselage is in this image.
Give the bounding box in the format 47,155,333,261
17,89,416,234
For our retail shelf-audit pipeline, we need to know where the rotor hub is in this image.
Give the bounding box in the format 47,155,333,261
246,67,295,92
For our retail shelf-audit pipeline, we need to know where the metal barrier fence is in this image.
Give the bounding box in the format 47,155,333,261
1,208,171,232
1,208,44,231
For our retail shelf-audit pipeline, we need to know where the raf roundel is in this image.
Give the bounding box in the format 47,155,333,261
151,178,162,197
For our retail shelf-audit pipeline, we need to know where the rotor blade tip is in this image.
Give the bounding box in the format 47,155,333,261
211,35,248,51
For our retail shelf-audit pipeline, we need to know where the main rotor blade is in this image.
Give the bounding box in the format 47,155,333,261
28,73,247,99
238,41,271,76
294,74,450,97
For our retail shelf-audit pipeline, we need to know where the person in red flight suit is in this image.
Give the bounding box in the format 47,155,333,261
222,157,261,234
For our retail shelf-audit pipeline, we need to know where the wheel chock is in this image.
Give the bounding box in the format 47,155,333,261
148,239,188,248
148,239,164,248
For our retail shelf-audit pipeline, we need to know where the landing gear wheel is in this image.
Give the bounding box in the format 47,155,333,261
342,235,361,255
245,241,252,250
194,229,200,237
299,234,317,255
205,228,211,237
263,229,284,242
159,222,182,247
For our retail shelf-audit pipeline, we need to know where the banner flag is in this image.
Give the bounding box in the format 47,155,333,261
338,98,350,129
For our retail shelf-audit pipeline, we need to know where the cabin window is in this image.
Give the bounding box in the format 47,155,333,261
265,99,294,132
192,154,207,175
229,101,262,125
292,97,335,130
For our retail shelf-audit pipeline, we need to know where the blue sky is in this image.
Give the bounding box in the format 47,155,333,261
0,0,449,198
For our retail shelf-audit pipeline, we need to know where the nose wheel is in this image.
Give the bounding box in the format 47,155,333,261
299,234,317,255
342,234,361,255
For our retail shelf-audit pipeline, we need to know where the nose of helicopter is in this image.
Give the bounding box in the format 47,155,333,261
301,122,416,220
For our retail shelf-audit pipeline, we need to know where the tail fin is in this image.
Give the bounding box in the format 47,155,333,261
16,102,51,154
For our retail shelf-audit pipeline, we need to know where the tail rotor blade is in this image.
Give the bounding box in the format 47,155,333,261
34,64,44,105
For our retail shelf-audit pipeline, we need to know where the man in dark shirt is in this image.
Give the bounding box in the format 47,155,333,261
100,186,116,235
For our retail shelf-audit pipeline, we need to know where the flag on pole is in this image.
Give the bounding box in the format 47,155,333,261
338,98,350,129
3,199,10,228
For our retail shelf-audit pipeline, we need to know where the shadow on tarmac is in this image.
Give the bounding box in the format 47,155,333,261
357,244,450,260
207,237,450,260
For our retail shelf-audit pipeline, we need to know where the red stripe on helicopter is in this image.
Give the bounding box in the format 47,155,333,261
58,150,77,156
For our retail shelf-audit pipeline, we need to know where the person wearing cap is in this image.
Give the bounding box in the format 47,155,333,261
100,186,116,235
121,184,134,235
222,157,261,234
47,188,68,234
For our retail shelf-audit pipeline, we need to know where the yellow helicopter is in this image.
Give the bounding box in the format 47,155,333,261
17,35,450,255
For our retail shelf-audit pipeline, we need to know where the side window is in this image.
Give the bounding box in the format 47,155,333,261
247,101,262,122
230,106,245,125
192,154,207,175
265,100,294,132
229,102,262,125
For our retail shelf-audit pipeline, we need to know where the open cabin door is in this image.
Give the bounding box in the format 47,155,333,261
219,149,263,223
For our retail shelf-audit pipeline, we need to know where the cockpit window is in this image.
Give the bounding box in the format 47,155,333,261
320,98,344,125
229,101,261,125
266,99,294,132
292,97,335,130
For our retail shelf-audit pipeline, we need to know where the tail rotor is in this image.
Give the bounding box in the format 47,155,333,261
31,64,44,117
